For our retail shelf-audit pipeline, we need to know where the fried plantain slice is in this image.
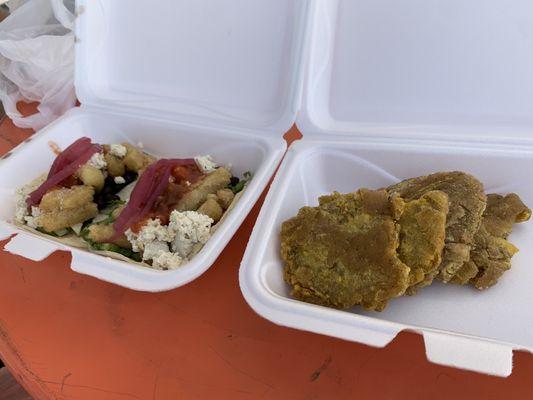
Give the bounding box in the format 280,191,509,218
451,193,531,289
281,189,410,311
397,191,449,295
388,172,486,283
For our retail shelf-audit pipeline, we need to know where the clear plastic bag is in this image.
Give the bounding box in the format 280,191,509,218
0,0,76,130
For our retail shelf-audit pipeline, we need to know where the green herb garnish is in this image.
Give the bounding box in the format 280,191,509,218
36,227,57,236
95,214,116,225
107,199,126,208
54,228,70,237
80,227,92,242
91,242,141,260
92,200,125,225
228,171,252,194
80,229,141,262
35,227,71,237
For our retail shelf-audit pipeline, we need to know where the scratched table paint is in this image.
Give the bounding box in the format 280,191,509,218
0,104,532,400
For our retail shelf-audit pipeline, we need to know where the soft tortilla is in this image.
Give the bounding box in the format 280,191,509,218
13,185,248,269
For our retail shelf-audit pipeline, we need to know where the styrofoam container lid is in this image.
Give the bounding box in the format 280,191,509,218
0,0,314,291
76,0,312,134
240,0,533,377
298,0,533,143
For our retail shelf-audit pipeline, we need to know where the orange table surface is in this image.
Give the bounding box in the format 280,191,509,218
0,105,532,400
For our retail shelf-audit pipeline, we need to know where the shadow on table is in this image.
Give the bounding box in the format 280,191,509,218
0,367,31,400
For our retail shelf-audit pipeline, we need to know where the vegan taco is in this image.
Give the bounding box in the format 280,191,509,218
14,137,251,270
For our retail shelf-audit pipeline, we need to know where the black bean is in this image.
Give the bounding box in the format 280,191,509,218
123,171,137,184
105,194,120,203
230,176,240,186
94,172,137,210
95,197,107,210
101,185,113,195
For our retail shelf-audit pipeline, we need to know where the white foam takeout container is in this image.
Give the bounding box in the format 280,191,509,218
240,0,533,377
0,0,312,291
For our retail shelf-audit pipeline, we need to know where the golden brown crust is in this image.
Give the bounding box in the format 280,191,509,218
40,185,95,212
397,191,449,295
122,143,153,172
216,188,235,210
281,189,410,311
175,167,232,212
78,165,105,191
388,171,486,283
104,153,126,177
87,223,131,248
453,193,531,289
39,185,98,232
40,203,98,232
197,197,224,223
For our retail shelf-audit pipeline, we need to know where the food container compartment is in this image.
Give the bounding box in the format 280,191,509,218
240,0,533,376
0,108,283,291
0,0,313,291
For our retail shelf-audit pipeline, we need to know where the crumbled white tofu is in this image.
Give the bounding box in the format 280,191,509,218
139,238,183,270
23,206,42,229
152,252,183,270
114,176,126,184
125,212,212,270
168,211,213,258
125,219,173,252
24,216,38,229
14,175,46,223
125,231,141,252
15,192,29,222
194,155,217,173
142,240,169,262
87,152,107,170
109,144,127,158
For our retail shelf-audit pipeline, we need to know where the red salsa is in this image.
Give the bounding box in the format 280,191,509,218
131,164,204,232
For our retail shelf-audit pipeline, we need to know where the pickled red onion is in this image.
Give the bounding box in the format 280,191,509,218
27,144,102,207
112,158,195,238
48,137,92,178
112,161,162,236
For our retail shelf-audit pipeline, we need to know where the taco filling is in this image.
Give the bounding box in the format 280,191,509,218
14,137,251,270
